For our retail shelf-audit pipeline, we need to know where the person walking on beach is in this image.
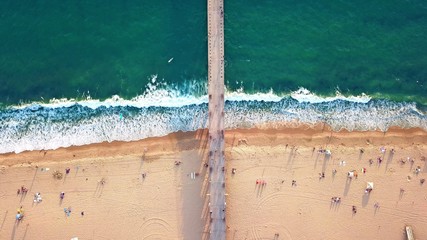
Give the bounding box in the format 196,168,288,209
20,186,28,195
292,180,296,186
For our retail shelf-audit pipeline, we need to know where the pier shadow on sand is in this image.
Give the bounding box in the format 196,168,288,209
175,129,210,240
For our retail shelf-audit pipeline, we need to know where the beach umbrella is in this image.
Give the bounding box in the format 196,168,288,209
15,214,21,220
366,182,374,190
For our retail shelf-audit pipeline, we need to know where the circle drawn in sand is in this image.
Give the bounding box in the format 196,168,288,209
139,217,172,237
250,225,261,240
256,191,328,211
256,192,287,210
250,224,293,240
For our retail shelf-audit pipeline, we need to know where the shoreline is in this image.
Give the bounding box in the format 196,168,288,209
2,97,426,155
0,125,426,239
1,125,426,167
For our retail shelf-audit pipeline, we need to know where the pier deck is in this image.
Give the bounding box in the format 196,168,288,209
207,0,225,239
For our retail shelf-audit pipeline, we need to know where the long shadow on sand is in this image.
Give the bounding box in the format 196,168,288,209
329,201,341,211
286,148,296,168
343,177,352,196
0,210,8,231
10,221,19,240
361,193,370,207
358,150,364,161
20,169,38,203
21,223,29,240
313,152,321,169
322,154,331,173
384,151,394,173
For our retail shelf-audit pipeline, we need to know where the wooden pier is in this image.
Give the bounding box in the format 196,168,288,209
207,0,225,239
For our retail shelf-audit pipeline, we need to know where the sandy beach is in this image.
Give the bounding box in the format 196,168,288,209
0,125,426,239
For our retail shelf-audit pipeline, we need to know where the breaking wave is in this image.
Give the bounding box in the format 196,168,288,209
0,89,426,154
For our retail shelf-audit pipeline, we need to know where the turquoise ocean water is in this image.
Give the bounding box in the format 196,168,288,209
0,0,426,153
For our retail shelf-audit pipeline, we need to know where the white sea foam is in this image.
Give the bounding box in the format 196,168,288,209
1,81,426,154
12,85,372,111
290,87,371,103
0,105,209,154
13,75,210,110
1,97,426,154
224,88,283,102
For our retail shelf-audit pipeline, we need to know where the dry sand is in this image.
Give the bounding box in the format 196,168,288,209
0,126,426,240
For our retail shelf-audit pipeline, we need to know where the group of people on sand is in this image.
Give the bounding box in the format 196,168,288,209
17,185,28,195
331,197,341,203
255,179,267,185
33,192,42,203
331,146,425,213
15,167,88,223
16,206,24,221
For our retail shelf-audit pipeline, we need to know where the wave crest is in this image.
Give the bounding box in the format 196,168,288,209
0,96,425,154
